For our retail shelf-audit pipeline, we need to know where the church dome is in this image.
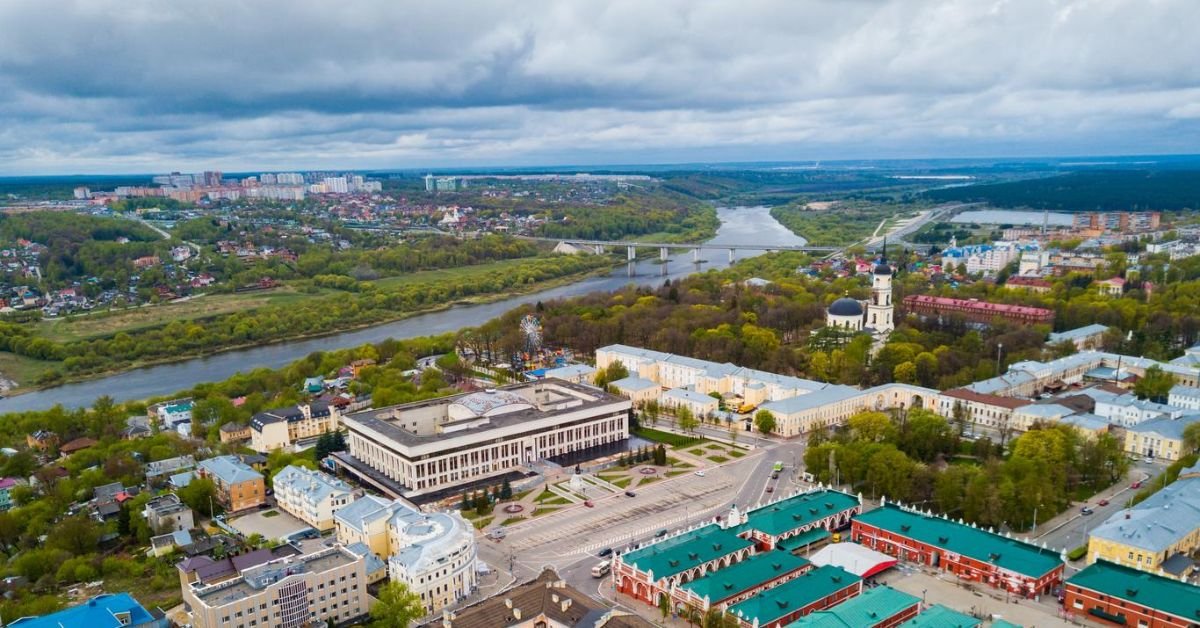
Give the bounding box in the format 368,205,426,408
828,297,864,317
873,263,892,275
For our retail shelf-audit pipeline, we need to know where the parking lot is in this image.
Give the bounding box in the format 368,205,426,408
878,565,1079,627
228,508,315,542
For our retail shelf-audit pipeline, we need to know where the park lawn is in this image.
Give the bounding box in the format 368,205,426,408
688,448,707,456
633,427,702,448
705,443,724,450
534,490,566,504
707,455,729,464
667,457,694,468
666,470,688,477
639,476,661,486
471,516,495,530
0,351,58,387
499,516,525,527
531,507,559,517
727,449,746,458
612,477,633,488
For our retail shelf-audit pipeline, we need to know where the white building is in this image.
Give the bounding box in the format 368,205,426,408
338,379,629,498
1168,385,1200,411
334,496,477,612
1047,324,1109,350
965,242,1021,275
661,387,719,418
823,260,894,334
1094,394,1183,428
272,465,356,532
538,363,597,385
759,383,938,437
826,297,865,331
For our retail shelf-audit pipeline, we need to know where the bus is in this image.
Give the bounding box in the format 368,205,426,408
773,461,784,473
591,560,611,578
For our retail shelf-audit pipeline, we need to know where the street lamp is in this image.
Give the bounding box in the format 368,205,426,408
996,343,1004,375
922,589,927,608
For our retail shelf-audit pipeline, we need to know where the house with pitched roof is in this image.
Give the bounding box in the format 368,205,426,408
195,455,265,512
272,465,355,531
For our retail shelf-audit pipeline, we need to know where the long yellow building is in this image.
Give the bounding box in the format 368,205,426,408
1087,461,1200,578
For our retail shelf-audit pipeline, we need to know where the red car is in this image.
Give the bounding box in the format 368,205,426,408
1098,499,1109,506
1131,481,1142,489
584,500,594,508
766,486,774,493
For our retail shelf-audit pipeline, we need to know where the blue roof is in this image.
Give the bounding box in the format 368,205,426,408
541,364,596,380
10,593,157,627
1048,324,1108,343
760,385,860,415
273,465,352,505
197,455,262,485
664,387,718,406
610,376,658,392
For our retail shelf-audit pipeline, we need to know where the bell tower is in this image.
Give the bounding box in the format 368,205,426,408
867,240,895,332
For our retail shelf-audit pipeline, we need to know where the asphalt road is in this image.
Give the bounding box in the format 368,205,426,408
477,436,810,595
1035,459,1165,553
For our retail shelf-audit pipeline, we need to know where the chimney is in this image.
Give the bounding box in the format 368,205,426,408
561,598,572,612
513,608,522,620
504,598,512,609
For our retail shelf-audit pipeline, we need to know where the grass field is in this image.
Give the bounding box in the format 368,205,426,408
35,286,325,342
633,427,702,448
0,351,57,387
367,257,537,290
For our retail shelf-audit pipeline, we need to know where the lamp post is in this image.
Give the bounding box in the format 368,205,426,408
996,343,1004,375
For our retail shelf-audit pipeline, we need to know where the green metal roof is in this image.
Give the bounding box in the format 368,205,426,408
736,489,860,537
679,551,811,604
990,620,1022,628
785,586,919,628
1067,560,1200,623
777,527,831,551
620,524,753,581
898,605,981,627
728,565,860,627
853,505,1061,579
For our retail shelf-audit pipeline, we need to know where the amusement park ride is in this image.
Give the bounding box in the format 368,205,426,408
511,314,570,375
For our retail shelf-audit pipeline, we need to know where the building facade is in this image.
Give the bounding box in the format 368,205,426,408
851,503,1064,597
1063,560,1200,628
183,543,370,628
143,494,194,533
272,465,356,532
196,455,266,512
334,495,477,612
339,380,630,498
250,402,340,453
903,294,1055,326
1087,462,1200,575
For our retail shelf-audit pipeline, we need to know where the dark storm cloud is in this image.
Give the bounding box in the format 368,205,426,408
0,0,1198,173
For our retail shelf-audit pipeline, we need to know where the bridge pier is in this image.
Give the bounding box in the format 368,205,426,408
627,261,636,277
627,245,636,261
659,247,669,262
728,248,735,264
594,244,604,255
692,248,700,263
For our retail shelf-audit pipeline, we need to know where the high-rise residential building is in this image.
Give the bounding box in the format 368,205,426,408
73,186,91,199
181,541,371,628
424,174,435,191
276,172,304,185
201,171,223,187
322,177,349,194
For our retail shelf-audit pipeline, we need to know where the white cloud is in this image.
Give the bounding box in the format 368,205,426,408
0,0,1197,172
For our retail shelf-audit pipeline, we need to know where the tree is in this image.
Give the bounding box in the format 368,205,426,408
594,362,630,388
1185,422,1200,455
847,411,896,443
754,409,777,435
659,593,671,621
893,361,917,384
678,406,699,434
370,580,425,628
48,515,101,555
461,491,471,511
1134,365,1174,403
654,444,668,466
178,476,221,517
951,400,970,437
500,478,513,500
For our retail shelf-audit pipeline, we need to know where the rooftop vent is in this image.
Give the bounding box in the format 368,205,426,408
901,525,911,533
1126,588,1138,597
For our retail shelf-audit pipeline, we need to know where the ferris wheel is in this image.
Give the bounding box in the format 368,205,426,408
520,314,543,354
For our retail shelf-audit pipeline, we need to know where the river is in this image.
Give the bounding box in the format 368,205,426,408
0,206,806,412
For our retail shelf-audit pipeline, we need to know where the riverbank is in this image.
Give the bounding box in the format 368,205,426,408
1,260,618,398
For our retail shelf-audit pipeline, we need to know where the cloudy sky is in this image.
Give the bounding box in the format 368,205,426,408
1,0,1198,174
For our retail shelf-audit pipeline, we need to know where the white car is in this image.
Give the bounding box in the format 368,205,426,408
1143,456,1154,464
694,470,706,477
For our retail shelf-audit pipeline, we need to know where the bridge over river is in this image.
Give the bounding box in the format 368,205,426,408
518,236,842,262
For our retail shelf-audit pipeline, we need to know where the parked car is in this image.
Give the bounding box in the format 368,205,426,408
625,490,636,497
1130,481,1142,489
1143,457,1155,464
766,486,774,493
598,547,613,557
655,529,668,537
694,470,706,477
1081,506,1094,515
1098,498,1109,506
584,500,594,508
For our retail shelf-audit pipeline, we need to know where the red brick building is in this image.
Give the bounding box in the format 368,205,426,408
1063,560,1200,628
903,294,1055,326
851,504,1064,598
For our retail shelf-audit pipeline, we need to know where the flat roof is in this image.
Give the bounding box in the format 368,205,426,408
728,565,860,627
735,489,860,538
853,505,1062,580
678,551,810,603
1068,560,1200,623
620,525,753,581
785,586,918,628
343,379,628,449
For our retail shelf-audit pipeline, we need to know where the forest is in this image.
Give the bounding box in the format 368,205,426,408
534,193,719,242
924,170,1200,211
804,409,1129,533
0,211,170,286
769,201,919,246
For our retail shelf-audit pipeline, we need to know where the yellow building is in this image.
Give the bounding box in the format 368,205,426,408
249,401,340,453
1123,417,1199,462
1087,461,1200,578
